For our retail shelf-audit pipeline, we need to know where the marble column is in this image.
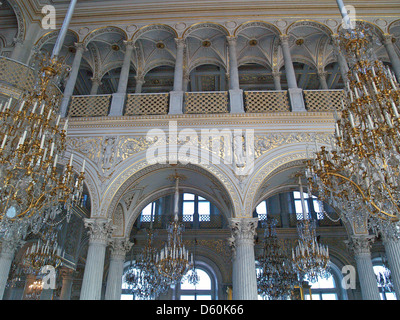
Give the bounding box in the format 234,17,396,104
169,38,186,114
229,218,258,300
135,74,145,94
0,237,23,300
90,77,102,95
60,42,86,117
272,71,282,90
318,70,329,89
382,234,400,299
105,238,133,300
59,267,75,300
331,34,349,83
80,218,113,300
383,34,400,81
347,235,381,300
227,36,244,113
109,40,135,116
279,34,305,112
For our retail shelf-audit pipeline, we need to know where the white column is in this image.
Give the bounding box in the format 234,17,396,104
229,218,258,300
90,77,102,95
227,36,244,113
105,238,133,300
134,74,145,94
382,236,400,299
347,235,381,300
169,38,186,114
279,34,306,112
80,218,113,300
59,267,75,300
383,34,400,81
59,43,86,117
109,40,135,116
272,71,282,90
318,70,329,89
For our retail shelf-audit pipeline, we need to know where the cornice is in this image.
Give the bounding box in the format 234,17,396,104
66,112,336,134
24,0,400,26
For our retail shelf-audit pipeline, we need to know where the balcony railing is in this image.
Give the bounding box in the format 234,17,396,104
69,94,111,117
124,92,169,116
303,89,345,112
184,91,229,114
0,56,63,101
244,90,290,113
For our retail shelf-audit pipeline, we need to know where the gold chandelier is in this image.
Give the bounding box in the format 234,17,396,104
22,226,63,274
0,52,85,229
306,20,400,229
155,172,194,286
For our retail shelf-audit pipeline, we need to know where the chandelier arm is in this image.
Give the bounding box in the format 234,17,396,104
324,171,399,220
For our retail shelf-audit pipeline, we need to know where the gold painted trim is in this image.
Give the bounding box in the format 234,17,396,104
234,20,282,36
34,29,80,46
285,19,334,35
82,26,128,44
131,23,178,41
335,19,385,35
182,21,230,38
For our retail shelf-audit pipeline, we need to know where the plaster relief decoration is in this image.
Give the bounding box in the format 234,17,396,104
254,132,334,159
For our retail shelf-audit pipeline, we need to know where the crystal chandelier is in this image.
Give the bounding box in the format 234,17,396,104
155,173,193,286
125,229,169,299
256,216,299,299
292,177,330,283
22,226,63,274
0,0,84,233
306,3,400,231
183,238,200,286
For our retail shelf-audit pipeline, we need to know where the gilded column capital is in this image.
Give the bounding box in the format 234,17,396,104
73,42,87,52
108,237,133,260
279,34,290,45
84,218,114,245
175,37,186,49
226,35,238,46
383,33,396,46
229,218,258,254
123,40,136,50
345,235,375,257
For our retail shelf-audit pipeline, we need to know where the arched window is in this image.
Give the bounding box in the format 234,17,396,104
135,192,225,230
303,263,346,300
177,266,216,300
255,200,268,221
292,191,324,220
304,274,338,300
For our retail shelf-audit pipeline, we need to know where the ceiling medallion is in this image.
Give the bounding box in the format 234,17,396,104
295,38,304,46
202,40,211,48
111,44,120,51
249,39,258,46
156,42,165,49
68,46,76,54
